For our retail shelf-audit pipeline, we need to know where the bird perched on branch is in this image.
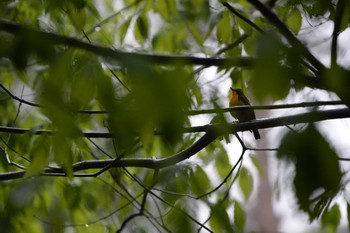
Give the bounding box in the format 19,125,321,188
229,88,260,140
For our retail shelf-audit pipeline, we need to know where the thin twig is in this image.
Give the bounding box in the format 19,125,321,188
222,2,263,33
198,148,245,232
196,136,245,199
122,168,214,233
84,0,142,36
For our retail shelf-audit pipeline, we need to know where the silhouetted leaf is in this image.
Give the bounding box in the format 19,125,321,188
216,11,232,44
251,32,291,101
278,124,342,219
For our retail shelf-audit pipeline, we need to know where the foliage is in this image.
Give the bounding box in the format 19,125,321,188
0,0,350,232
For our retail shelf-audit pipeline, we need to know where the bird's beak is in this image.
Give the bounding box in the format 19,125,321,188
230,87,234,91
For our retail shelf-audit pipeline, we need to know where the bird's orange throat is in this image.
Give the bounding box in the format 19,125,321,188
229,91,239,106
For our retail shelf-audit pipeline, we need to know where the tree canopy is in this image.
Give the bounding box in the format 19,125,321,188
1,0,350,232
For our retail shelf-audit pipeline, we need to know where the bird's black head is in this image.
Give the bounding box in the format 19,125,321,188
230,88,243,96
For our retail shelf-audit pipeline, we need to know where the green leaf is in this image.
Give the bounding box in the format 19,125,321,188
119,17,132,44
236,11,253,34
238,167,253,200
152,25,187,53
154,0,177,22
230,69,243,88
68,7,86,31
302,1,334,18
234,200,246,232
166,200,195,233
127,66,190,146
209,204,233,232
216,11,232,43
70,52,100,107
251,32,291,101
214,148,231,180
189,165,212,195
25,136,51,177
321,204,341,233
134,14,150,45
242,30,258,56
278,124,342,219
52,134,73,178
250,155,265,176
286,8,302,34
188,21,204,45
157,165,191,203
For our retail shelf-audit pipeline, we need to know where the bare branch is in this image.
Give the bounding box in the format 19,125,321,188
186,100,345,115
0,20,253,68
184,108,350,133
0,107,349,138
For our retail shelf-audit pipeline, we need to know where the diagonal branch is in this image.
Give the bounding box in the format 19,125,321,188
0,108,350,181
245,0,325,72
222,2,263,33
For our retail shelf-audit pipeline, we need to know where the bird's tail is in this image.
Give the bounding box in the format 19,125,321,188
253,129,261,140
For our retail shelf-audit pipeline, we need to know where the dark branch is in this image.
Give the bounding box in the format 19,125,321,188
331,0,346,67
0,84,43,108
1,108,350,181
186,100,345,115
222,2,264,33
0,105,347,137
0,20,253,68
0,126,113,138
246,0,325,72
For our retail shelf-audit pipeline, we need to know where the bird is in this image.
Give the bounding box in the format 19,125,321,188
229,88,260,140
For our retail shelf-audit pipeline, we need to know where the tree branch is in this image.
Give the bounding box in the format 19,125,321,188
185,100,345,115
0,83,344,115
0,105,347,137
0,108,349,181
0,20,253,68
245,0,325,72
0,126,113,138
222,2,263,33
331,0,346,67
